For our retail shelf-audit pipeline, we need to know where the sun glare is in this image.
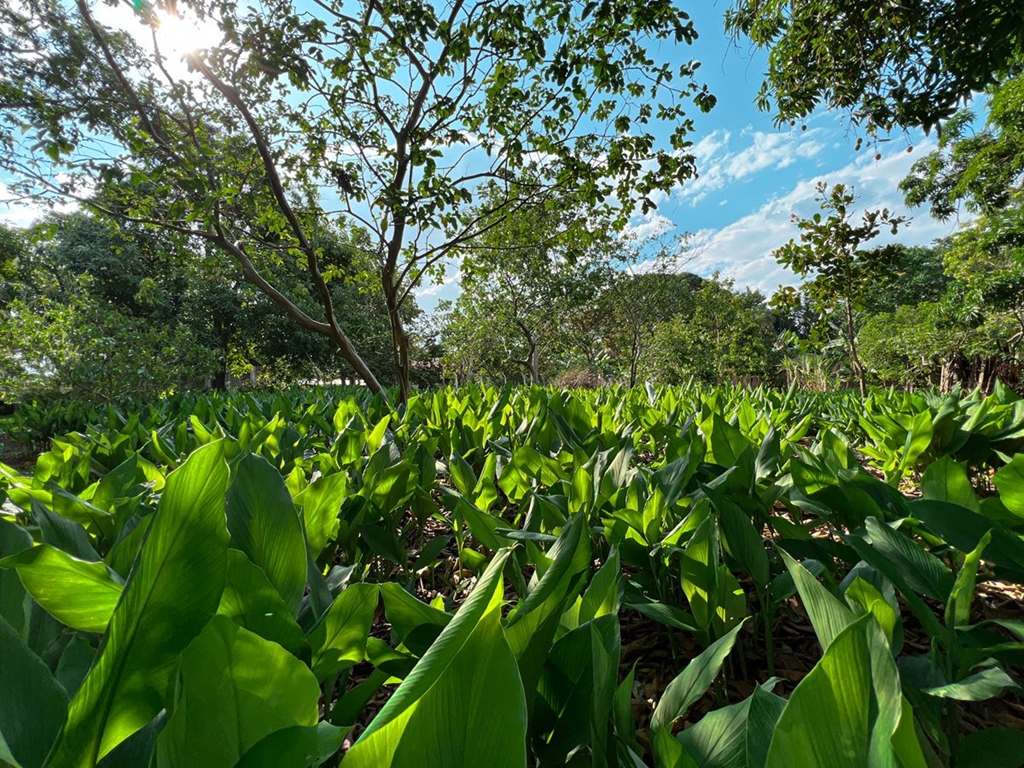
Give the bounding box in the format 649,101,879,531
152,8,221,61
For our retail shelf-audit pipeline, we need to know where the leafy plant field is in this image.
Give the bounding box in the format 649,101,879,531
1,383,1023,767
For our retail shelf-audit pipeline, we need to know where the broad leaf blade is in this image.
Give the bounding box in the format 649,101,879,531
48,442,231,766
226,453,307,615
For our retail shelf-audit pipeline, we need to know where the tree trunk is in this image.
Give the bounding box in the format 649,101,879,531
380,255,411,402
529,342,541,385
844,301,866,396
385,295,411,403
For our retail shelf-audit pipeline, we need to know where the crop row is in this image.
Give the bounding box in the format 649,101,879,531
1,383,1023,766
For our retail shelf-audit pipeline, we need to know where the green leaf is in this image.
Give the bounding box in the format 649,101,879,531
226,453,307,616
677,697,750,767
0,545,123,634
358,523,407,567
532,614,620,765
911,499,1024,578
864,517,953,601
779,549,855,651
296,472,346,555
217,550,308,658
708,487,770,587
0,615,68,768
651,620,747,734
0,518,34,634
993,454,1024,517
844,577,898,649
920,458,980,512
379,583,450,657
156,616,321,767
745,685,787,768
923,664,1021,701
946,531,990,628
343,551,528,768
235,722,350,767
48,441,231,767
54,635,95,700
30,500,100,562
308,583,379,681
505,514,590,703
765,616,925,768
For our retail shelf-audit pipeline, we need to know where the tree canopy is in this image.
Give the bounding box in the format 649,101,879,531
725,0,1024,133
0,0,716,401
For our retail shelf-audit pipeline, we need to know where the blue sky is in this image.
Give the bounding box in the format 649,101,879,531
415,3,964,311
0,2,966,314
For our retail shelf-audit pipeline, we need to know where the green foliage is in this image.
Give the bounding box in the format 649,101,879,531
726,0,1024,133
647,276,779,385
439,182,616,385
773,182,906,395
0,0,717,400
0,383,1020,766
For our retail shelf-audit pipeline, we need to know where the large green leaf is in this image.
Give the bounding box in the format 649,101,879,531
296,472,347,555
923,664,1021,701
0,615,68,768
505,515,590,704
343,551,528,768
47,441,231,767
993,454,1024,517
864,517,953,602
779,549,854,652
226,453,307,615
235,723,350,768
0,518,36,634
706,486,769,587
745,685,787,768
674,682,785,768
308,582,379,681
0,545,123,634
379,582,451,657
765,615,925,768
532,614,620,766
651,620,747,735
920,458,980,512
156,616,321,767
911,500,1024,578
217,549,308,658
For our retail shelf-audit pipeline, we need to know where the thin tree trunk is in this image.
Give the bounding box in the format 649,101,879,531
845,301,866,396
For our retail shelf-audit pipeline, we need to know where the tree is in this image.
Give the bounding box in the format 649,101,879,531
773,182,905,395
900,75,1024,218
898,76,1024,388
0,215,219,400
858,243,949,315
0,0,716,402
439,185,614,385
646,276,779,385
725,0,1024,133
598,266,702,386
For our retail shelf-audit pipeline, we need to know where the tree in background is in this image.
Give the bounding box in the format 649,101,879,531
438,185,614,385
0,215,218,400
0,213,427,401
0,0,716,402
646,276,779,385
725,0,1024,133
773,182,905,395
597,267,703,387
899,74,1024,389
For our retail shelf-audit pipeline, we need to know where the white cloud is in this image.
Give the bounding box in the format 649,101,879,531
413,266,462,313
672,142,963,295
678,127,827,206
